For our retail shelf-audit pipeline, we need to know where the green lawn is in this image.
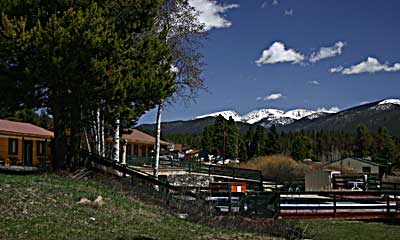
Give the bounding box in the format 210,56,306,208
0,174,272,240
300,218,400,240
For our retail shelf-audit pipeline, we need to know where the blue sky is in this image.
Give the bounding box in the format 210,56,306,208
139,0,400,124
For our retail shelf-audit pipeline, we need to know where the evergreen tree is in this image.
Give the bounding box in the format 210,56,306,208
238,138,248,161
265,124,281,155
354,124,372,158
201,125,215,155
226,117,239,159
291,135,315,161
212,115,227,158
0,0,175,169
244,126,255,159
253,125,267,157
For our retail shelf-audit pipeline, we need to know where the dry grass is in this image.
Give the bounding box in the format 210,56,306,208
237,155,316,182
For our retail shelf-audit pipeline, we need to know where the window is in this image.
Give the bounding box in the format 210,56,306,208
362,167,371,173
133,144,138,156
36,141,45,156
8,138,18,155
141,145,146,157
126,144,131,156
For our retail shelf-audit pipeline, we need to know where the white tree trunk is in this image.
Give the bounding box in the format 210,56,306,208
113,117,120,162
96,108,101,155
100,111,105,157
153,103,163,178
121,140,127,165
83,127,91,153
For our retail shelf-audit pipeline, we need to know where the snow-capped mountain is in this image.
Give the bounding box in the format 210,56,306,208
138,98,400,136
195,107,339,126
195,110,242,122
241,109,284,124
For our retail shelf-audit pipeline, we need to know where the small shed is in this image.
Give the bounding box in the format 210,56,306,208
323,157,384,176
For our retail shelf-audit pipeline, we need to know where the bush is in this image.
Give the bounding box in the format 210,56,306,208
237,155,316,182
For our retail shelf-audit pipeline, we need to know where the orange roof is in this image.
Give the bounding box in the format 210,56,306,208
0,119,53,138
121,129,169,145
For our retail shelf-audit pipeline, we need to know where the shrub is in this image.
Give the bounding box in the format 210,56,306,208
237,155,316,182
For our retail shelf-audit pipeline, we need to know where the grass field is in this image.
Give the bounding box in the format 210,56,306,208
300,218,400,240
0,173,273,240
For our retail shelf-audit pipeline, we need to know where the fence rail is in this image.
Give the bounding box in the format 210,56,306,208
127,156,263,184
80,150,197,197
278,191,400,218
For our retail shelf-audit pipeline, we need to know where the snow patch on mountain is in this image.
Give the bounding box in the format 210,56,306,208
378,99,400,106
195,110,242,122
283,109,316,120
242,109,284,124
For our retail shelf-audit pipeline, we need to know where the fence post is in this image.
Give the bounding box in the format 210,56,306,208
387,194,390,216
333,193,337,217
189,164,191,174
228,185,232,214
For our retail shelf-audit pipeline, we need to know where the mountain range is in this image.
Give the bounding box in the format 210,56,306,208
138,99,400,137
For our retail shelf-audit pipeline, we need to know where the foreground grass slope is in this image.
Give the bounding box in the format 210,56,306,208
301,218,400,240
0,174,271,240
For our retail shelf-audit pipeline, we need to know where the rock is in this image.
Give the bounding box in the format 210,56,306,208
78,198,92,205
177,213,188,219
94,195,104,207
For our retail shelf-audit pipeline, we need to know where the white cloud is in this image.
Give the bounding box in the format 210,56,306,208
308,80,320,86
257,93,284,101
330,65,344,73
284,9,294,16
317,107,340,113
310,41,346,63
272,0,279,6
330,57,400,74
188,0,239,31
360,101,370,105
255,42,305,66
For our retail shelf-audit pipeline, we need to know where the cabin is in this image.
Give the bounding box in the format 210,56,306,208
0,119,53,167
121,129,169,161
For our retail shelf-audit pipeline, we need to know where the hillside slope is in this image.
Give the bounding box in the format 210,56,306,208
138,116,253,135
281,102,400,136
0,174,271,240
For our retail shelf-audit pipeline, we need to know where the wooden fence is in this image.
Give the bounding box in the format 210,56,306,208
127,156,263,184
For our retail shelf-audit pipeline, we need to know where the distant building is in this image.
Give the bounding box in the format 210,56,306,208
0,119,53,166
323,157,385,176
121,129,169,160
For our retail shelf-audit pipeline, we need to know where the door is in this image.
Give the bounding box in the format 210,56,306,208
23,140,33,166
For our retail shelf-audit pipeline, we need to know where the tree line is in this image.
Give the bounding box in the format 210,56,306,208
166,115,400,164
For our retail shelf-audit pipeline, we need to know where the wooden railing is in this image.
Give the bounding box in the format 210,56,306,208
126,156,263,184
80,150,196,197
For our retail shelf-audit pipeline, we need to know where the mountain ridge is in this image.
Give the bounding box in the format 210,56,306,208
137,99,400,137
